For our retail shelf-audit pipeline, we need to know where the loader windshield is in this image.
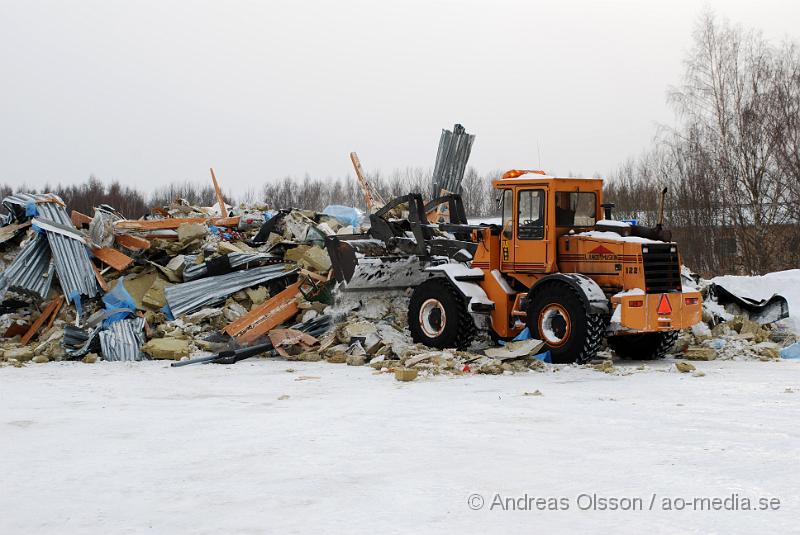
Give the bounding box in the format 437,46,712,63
555,191,596,227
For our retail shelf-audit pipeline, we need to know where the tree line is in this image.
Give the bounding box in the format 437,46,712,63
0,167,505,221
605,13,800,275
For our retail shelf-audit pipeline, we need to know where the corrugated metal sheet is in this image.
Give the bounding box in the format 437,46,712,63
165,264,296,317
182,252,280,281
1,193,99,302
2,193,63,224
99,317,146,361
0,233,55,300
431,124,475,198
35,200,99,301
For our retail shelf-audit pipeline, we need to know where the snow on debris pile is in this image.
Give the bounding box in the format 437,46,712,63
665,268,798,362
708,270,800,334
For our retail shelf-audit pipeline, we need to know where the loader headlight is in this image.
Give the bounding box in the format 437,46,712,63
670,246,677,253
642,247,649,254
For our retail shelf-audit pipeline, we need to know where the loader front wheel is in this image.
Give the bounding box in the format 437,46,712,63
527,283,603,364
409,279,475,349
608,331,679,360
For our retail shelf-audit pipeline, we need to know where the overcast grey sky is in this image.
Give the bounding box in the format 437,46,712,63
1,0,798,195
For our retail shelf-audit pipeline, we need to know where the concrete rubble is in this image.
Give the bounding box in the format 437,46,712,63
600,268,799,364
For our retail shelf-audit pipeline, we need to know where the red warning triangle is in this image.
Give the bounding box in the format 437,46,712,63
590,245,613,255
656,294,672,315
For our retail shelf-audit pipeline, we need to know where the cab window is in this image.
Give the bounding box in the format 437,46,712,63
501,189,513,239
555,191,596,227
518,189,545,239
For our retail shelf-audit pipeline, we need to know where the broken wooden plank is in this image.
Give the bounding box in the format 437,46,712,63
210,168,229,218
0,221,31,245
20,296,63,345
44,296,64,331
92,247,134,271
224,281,303,344
268,328,319,357
4,323,29,339
71,210,93,228
298,268,328,283
141,232,178,240
91,262,110,292
150,207,171,217
114,216,240,230
114,234,151,250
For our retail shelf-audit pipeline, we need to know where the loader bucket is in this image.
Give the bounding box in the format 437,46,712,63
325,235,432,291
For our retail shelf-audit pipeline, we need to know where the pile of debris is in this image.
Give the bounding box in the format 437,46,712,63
0,191,361,366
670,269,798,362
0,191,556,376
2,189,797,376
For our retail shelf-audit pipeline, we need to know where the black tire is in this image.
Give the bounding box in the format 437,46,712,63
607,330,679,360
408,278,476,349
526,282,604,364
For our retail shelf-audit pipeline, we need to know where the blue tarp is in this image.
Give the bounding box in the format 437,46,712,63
533,350,552,363
102,277,137,326
322,205,362,227
781,342,800,359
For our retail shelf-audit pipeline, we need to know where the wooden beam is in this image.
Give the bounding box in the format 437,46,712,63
91,262,110,292
150,207,171,217
350,152,385,213
71,210,93,228
92,247,134,271
210,167,229,218
0,221,30,244
44,298,63,331
114,234,151,250
21,296,63,345
114,216,240,230
224,281,302,344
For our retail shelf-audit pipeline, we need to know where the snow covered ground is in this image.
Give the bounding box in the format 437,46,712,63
2,358,799,534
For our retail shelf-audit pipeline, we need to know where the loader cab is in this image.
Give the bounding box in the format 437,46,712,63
493,171,604,279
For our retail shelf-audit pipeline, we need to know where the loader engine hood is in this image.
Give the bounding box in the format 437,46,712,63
559,232,682,294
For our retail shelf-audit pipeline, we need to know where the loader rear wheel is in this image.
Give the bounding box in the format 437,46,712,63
607,331,680,360
409,279,475,349
527,283,603,364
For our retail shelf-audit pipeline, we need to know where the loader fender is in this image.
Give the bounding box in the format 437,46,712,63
425,264,495,314
530,273,609,315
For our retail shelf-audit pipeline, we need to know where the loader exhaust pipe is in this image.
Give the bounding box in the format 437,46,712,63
601,202,615,220
628,187,672,242
656,187,668,229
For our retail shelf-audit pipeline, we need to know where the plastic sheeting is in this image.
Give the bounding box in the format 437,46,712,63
322,205,362,228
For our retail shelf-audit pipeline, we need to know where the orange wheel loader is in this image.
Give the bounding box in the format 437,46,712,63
326,170,702,364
